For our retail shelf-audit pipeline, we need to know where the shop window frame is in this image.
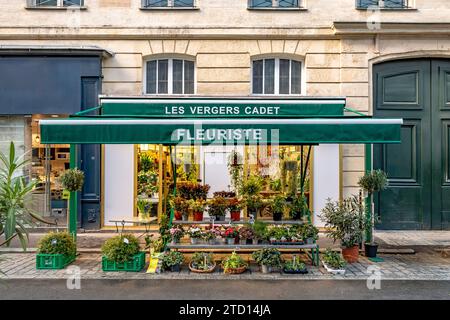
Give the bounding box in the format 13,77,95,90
143,56,196,95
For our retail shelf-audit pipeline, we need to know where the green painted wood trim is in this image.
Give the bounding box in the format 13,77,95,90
69,144,78,242
365,143,373,243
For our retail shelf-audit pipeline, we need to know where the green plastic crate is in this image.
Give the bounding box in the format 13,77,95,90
36,254,75,270
102,252,146,272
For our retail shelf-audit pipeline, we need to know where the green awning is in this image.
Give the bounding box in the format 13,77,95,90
40,118,403,145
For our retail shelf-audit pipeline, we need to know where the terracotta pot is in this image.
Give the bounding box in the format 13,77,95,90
174,211,182,220
193,212,203,221
230,211,241,221
342,245,359,263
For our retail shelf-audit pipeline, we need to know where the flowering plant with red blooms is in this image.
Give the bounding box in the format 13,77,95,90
223,227,239,239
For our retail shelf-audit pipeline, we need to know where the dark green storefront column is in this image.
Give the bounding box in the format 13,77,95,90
365,143,372,243
69,144,78,241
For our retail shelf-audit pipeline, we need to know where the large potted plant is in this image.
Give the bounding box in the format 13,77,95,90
269,194,286,221
101,234,145,272
36,232,76,269
189,252,216,273
358,169,388,258
252,248,283,274
222,251,248,274
319,196,366,263
227,198,242,221
207,196,228,221
188,199,207,222
161,250,184,272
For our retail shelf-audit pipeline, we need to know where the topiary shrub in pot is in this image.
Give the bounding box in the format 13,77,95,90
161,250,184,272
252,247,283,274
319,196,366,263
59,168,85,192
36,232,76,269
101,234,145,272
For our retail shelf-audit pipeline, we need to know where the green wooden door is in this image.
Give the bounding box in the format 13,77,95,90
374,59,450,230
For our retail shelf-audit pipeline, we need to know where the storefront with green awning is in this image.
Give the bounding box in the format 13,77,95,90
39,96,402,233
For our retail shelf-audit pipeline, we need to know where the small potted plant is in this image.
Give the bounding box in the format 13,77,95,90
187,226,203,245
238,225,254,245
243,195,263,219
289,194,309,220
283,255,308,274
223,226,239,245
222,251,248,274
170,197,189,221
301,224,319,244
189,252,216,273
207,196,228,221
59,168,85,192
319,196,365,263
269,195,286,221
228,198,242,222
188,199,207,222
136,198,151,220
169,225,184,245
358,169,388,258
101,234,145,272
36,231,77,270
321,249,347,275
251,220,267,244
161,250,184,272
202,229,217,245
252,247,283,274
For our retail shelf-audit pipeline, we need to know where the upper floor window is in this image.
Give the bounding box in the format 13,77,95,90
249,0,302,9
356,0,410,9
142,0,195,8
27,0,84,7
252,58,302,95
145,58,195,95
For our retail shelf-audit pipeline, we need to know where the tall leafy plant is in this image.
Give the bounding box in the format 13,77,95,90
0,142,49,249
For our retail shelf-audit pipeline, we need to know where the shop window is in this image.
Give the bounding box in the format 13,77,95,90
27,0,84,7
252,58,302,95
356,0,410,9
145,58,195,95
141,0,196,8
248,0,303,9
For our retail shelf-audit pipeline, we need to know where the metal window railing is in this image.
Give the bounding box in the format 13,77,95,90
248,0,302,9
356,0,410,9
141,0,196,8
27,0,84,7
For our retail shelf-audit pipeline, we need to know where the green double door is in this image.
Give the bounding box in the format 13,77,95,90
373,59,450,230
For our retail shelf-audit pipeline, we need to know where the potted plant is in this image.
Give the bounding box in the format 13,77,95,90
358,169,388,258
227,150,243,194
269,195,286,221
222,251,248,274
238,225,254,244
136,198,151,220
101,234,145,272
301,224,319,244
207,196,228,221
223,227,239,245
189,252,216,273
251,220,267,244
319,196,366,263
187,226,203,244
161,250,184,272
289,193,309,220
228,198,242,221
252,248,283,274
322,249,347,275
170,197,189,221
188,199,207,221
36,232,76,270
213,191,236,198
59,168,85,192
202,229,217,245
283,255,308,274
169,225,184,245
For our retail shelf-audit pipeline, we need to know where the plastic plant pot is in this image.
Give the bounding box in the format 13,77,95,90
342,245,359,263
230,211,241,221
193,212,203,221
364,243,379,258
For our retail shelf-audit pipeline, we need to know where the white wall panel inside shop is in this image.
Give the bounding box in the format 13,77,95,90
313,144,340,227
104,144,135,226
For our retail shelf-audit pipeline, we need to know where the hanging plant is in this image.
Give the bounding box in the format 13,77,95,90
59,168,85,192
227,150,243,193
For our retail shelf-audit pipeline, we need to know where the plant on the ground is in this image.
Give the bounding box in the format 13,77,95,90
169,225,184,242
283,255,306,272
223,226,239,239
59,168,85,192
251,220,268,241
319,196,366,248
252,248,283,267
227,150,243,194
0,142,51,249
187,226,203,239
207,196,228,218
101,234,141,263
222,251,247,272
37,231,76,257
190,252,215,270
322,249,347,270
238,225,254,240
300,224,319,242
161,250,184,269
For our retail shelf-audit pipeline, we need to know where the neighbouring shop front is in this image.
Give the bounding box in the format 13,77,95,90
39,96,402,233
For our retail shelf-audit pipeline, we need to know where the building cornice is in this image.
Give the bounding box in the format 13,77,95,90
333,22,450,36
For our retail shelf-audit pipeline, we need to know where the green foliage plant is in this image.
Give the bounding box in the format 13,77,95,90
101,234,141,263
